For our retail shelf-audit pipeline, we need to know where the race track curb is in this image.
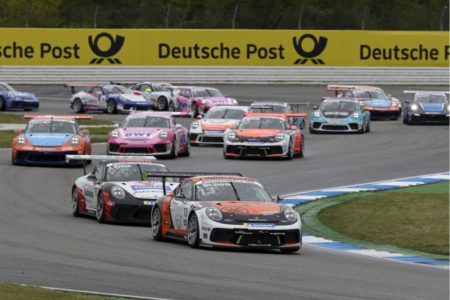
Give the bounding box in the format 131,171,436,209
280,172,450,268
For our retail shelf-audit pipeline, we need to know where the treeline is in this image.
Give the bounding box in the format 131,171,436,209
0,0,448,30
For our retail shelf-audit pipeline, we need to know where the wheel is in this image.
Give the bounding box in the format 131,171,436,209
187,214,200,248
358,123,366,134
169,138,178,158
192,103,199,117
168,101,175,112
298,138,304,158
180,141,190,157
11,152,17,165
0,97,4,111
72,187,81,217
280,247,300,253
366,122,371,133
96,193,106,223
309,126,317,134
107,100,117,114
72,98,84,113
157,97,168,111
151,206,164,241
285,142,293,160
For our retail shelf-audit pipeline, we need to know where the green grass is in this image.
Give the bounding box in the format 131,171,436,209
0,283,121,300
0,127,112,148
318,182,449,255
0,112,114,125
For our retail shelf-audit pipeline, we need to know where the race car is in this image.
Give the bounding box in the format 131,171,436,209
223,113,306,159
327,85,401,120
11,115,92,165
309,98,370,134
150,173,302,252
67,155,178,225
402,91,449,125
66,83,153,114
107,111,190,157
0,82,39,111
248,101,308,129
189,106,249,145
129,82,179,111
176,86,238,117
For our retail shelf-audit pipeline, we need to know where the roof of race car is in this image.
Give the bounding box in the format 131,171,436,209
328,85,382,92
191,176,258,183
97,160,166,168
250,101,288,106
208,105,249,111
175,86,218,91
322,97,359,103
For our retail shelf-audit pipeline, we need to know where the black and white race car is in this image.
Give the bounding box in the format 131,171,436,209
67,155,178,225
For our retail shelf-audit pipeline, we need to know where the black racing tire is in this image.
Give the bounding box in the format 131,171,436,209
107,100,117,114
366,122,371,133
179,141,190,157
192,103,199,117
168,101,176,112
72,187,81,217
0,97,5,111
169,138,178,158
151,206,164,241
280,247,300,254
96,192,106,223
157,96,168,111
298,138,304,158
72,98,84,113
187,214,200,248
285,141,293,160
11,152,17,165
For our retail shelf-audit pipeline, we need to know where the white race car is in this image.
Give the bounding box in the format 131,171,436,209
151,173,302,252
129,82,179,111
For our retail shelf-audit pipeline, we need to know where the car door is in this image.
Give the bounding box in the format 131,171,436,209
170,180,192,230
83,165,104,211
173,119,187,149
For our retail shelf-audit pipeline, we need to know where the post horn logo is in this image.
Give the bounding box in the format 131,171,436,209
88,32,125,64
292,34,328,65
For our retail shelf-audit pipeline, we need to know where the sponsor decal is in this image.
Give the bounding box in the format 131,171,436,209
143,200,156,205
124,132,153,138
245,223,276,228
292,34,328,65
88,32,124,64
84,189,94,198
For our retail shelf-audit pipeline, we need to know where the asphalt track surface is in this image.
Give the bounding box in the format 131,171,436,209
0,85,448,300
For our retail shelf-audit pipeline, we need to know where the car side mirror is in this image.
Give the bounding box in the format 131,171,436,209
87,174,97,181
272,195,282,203
81,129,90,135
14,128,23,134
197,115,203,119
312,105,319,110
290,125,298,130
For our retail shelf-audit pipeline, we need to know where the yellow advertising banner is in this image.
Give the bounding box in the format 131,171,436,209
0,28,448,67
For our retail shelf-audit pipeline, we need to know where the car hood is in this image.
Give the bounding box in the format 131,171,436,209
235,129,283,137
12,91,36,99
361,98,391,108
119,128,167,139
204,97,235,104
201,119,239,130
121,181,179,199
209,201,281,215
26,133,72,146
419,102,445,112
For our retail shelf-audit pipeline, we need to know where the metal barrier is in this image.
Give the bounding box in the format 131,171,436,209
0,66,448,85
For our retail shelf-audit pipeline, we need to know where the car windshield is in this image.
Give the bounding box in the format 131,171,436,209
106,163,168,181
195,90,209,97
26,120,77,134
239,117,286,130
125,116,170,128
207,89,224,97
249,105,286,113
320,100,358,113
104,85,131,94
416,94,448,104
195,180,272,202
354,90,386,99
205,108,245,120
0,83,14,92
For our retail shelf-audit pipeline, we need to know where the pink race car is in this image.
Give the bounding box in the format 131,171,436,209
107,112,190,158
176,86,238,117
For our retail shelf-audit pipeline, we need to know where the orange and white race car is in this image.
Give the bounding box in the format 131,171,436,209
150,173,302,252
11,115,92,165
223,113,306,159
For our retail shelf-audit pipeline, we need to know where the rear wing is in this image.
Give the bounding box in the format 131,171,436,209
66,154,157,175
129,111,192,118
327,85,359,91
244,112,308,118
64,83,100,94
24,114,93,120
142,172,243,195
403,90,450,94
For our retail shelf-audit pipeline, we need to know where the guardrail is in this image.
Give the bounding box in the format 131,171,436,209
0,66,448,85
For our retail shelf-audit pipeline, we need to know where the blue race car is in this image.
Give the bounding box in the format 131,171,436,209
0,82,39,111
403,91,449,125
309,98,370,134
66,83,153,114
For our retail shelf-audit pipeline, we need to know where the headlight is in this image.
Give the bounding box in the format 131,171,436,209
353,112,359,118
227,132,236,141
159,131,169,139
201,99,208,104
230,98,238,104
111,186,126,199
191,121,199,129
206,207,223,221
17,136,26,145
119,95,126,101
447,105,450,111
392,99,400,107
275,133,286,142
111,131,119,138
283,208,298,222
314,111,320,117
71,137,80,145
411,104,418,111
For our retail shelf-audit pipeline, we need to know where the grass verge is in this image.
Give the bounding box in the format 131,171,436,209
0,283,119,300
0,112,114,125
296,181,449,258
0,127,111,148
